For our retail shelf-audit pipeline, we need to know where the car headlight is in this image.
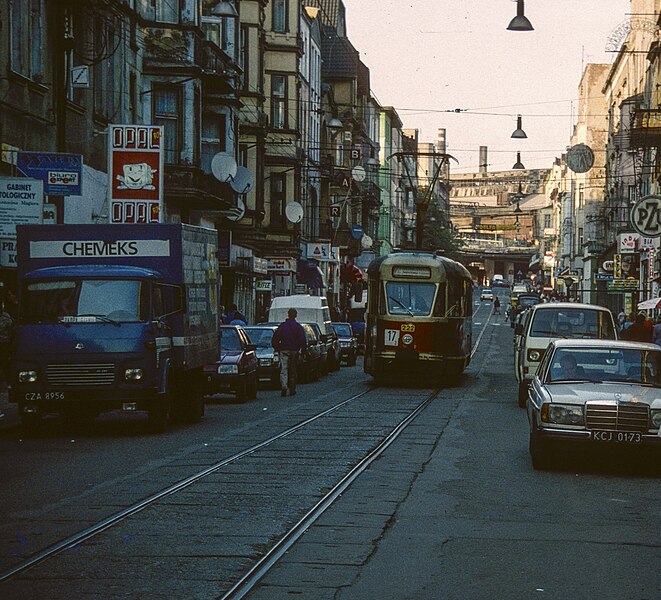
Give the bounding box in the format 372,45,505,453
527,349,543,362
541,403,585,425
273,353,280,364
124,368,143,381
18,370,38,383
340,341,350,347
218,365,238,374
651,410,661,428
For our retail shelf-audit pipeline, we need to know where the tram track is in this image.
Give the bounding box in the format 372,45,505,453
0,298,496,597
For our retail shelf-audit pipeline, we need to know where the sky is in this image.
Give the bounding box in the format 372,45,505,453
341,0,632,173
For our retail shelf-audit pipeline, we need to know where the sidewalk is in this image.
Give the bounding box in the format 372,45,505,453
0,389,19,432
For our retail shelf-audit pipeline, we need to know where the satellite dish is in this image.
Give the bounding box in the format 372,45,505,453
351,165,366,182
361,234,373,249
230,166,254,193
285,202,304,224
211,152,238,183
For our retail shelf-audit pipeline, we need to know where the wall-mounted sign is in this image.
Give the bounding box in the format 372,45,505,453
267,257,296,272
618,232,639,253
566,143,595,173
109,124,163,224
630,195,661,237
0,177,43,238
17,152,83,196
255,280,272,292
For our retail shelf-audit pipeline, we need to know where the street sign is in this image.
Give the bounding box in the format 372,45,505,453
17,152,83,196
630,195,661,237
330,205,341,218
595,273,614,281
351,224,364,240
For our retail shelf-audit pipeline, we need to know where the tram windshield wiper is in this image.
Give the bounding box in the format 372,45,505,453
389,296,414,317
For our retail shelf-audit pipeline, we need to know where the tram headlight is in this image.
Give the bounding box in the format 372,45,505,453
402,333,413,345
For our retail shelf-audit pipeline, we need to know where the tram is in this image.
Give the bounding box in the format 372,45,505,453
364,251,473,382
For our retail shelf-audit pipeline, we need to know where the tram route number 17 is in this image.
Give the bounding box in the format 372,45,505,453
384,329,400,347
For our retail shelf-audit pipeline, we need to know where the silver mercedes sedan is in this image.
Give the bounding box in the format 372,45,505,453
526,339,661,470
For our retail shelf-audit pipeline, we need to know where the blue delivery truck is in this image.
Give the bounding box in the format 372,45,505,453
10,223,219,432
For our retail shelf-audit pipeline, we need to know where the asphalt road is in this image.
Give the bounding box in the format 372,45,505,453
0,289,659,599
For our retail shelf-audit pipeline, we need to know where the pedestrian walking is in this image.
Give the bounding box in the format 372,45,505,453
493,296,501,315
222,303,247,326
653,318,661,347
617,308,626,331
271,308,307,397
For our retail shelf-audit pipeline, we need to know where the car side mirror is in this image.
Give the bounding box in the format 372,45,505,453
514,324,523,335
246,343,256,352
320,334,329,343
310,340,318,346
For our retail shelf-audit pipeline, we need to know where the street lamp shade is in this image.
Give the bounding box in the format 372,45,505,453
211,1,238,16
514,202,523,214
511,115,527,138
512,152,525,170
507,0,534,31
327,117,343,131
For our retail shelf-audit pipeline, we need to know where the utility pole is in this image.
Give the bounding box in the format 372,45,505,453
52,2,68,223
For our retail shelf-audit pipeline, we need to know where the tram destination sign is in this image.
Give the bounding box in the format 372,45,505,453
630,195,661,237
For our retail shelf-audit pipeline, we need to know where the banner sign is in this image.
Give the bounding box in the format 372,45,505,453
17,152,83,196
618,233,639,253
109,125,163,224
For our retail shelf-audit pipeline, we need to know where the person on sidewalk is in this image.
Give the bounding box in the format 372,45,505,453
272,308,307,397
493,296,501,315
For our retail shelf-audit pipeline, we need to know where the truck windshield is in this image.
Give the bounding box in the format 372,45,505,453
22,279,146,324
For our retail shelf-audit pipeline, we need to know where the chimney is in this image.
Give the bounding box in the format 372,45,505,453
437,128,446,154
479,146,488,174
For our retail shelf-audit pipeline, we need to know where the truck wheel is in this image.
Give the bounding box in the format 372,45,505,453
518,381,529,408
148,389,171,433
20,411,42,434
181,395,204,424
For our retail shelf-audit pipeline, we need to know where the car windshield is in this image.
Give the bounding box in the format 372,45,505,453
385,282,435,316
22,279,145,324
244,328,273,347
530,308,614,339
220,329,242,351
548,347,661,385
332,323,352,337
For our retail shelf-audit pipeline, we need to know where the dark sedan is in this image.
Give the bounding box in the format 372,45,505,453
331,322,357,366
244,325,280,388
203,325,258,401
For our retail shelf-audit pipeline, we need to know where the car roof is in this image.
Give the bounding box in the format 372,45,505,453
244,324,277,329
220,324,243,330
549,339,660,351
531,302,611,312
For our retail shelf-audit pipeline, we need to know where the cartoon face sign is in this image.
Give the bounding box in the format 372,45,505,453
116,163,157,190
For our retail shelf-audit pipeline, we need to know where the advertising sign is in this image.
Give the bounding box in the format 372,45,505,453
630,195,661,237
613,254,622,279
17,152,83,196
306,242,332,261
109,125,163,224
0,177,43,267
618,233,639,253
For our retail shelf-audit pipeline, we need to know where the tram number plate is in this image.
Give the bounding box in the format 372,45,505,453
401,324,415,332
590,431,642,443
384,329,400,346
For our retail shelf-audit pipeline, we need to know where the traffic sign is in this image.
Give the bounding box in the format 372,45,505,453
351,224,364,240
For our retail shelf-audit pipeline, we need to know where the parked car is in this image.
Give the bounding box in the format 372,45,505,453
300,322,324,382
331,322,358,366
306,321,341,372
305,322,330,374
509,293,542,327
480,288,494,301
514,302,618,407
243,325,280,388
527,339,661,470
203,325,258,401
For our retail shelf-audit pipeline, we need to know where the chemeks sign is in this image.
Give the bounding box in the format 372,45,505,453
630,195,661,237
109,125,163,224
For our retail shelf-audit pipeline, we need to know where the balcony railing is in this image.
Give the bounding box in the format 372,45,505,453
630,109,661,148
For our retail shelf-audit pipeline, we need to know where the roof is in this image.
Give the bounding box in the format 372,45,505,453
23,265,162,280
519,193,551,211
531,302,611,312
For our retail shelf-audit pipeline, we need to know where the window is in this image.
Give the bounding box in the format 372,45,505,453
544,214,551,229
271,75,287,129
578,184,584,209
93,16,122,119
385,282,435,317
270,172,287,228
153,87,181,163
201,113,227,172
10,0,44,80
578,227,584,250
154,0,179,23
272,0,288,33
240,25,250,89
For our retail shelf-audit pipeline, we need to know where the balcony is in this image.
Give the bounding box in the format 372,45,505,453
164,164,235,211
630,109,661,147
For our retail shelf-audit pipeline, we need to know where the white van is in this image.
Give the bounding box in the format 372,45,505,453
268,295,340,370
514,302,617,407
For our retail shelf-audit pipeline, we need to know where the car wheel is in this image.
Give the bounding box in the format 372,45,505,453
347,352,357,367
518,380,529,408
236,380,248,402
247,374,258,399
529,428,552,470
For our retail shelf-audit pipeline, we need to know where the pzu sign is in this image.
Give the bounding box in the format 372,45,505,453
631,195,661,237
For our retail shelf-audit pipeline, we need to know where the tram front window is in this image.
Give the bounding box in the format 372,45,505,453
386,282,435,316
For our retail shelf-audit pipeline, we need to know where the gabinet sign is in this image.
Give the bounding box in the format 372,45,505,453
0,177,43,267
